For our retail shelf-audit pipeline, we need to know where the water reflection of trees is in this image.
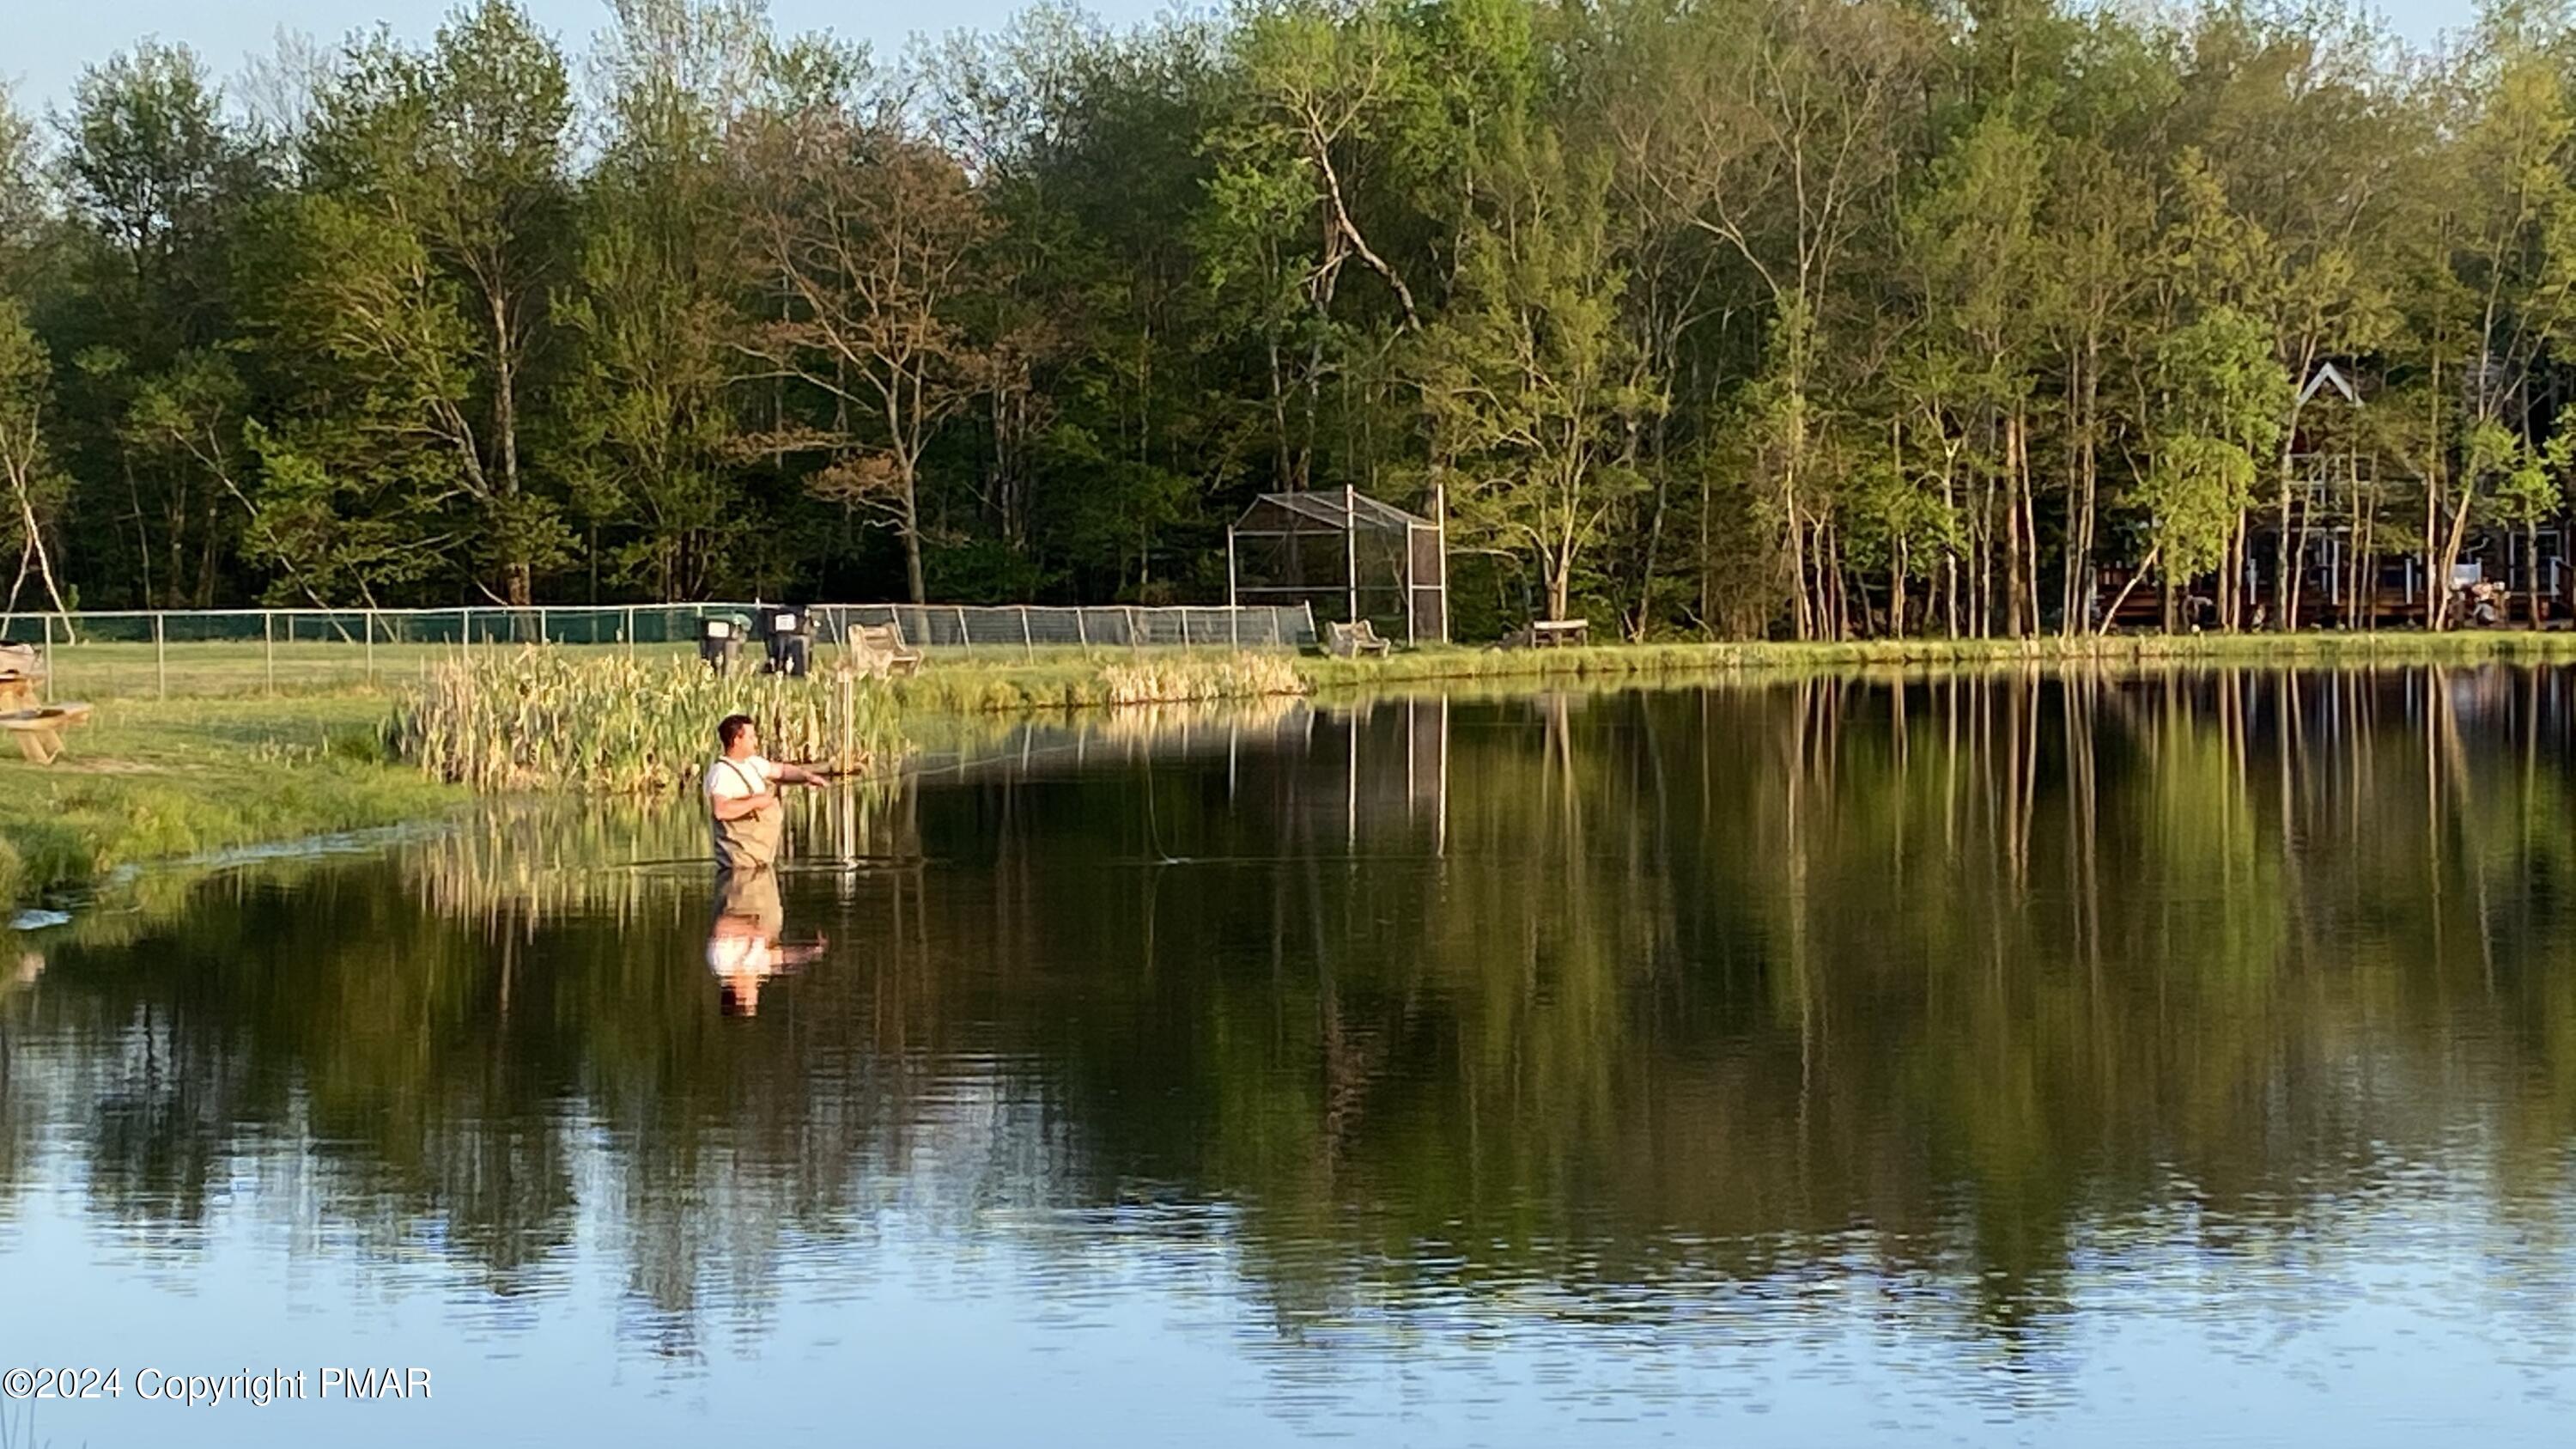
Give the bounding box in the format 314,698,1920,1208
6,667,2576,1359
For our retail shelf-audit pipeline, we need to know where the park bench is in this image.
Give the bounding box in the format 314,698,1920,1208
1,703,93,764
1326,619,1392,658
848,621,924,679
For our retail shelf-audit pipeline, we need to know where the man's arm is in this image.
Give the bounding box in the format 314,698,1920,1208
769,761,828,786
710,790,778,820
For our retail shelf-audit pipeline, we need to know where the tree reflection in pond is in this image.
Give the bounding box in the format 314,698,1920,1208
7,667,2576,1402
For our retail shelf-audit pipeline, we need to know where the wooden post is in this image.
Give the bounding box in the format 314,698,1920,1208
155,612,167,699
1344,484,1360,627
838,667,854,774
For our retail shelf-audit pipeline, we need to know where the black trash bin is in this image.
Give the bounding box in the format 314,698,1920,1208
698,615,744,673
761,606,814,677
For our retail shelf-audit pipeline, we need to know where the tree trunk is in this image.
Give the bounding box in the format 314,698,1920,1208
2004,412,2029,639
902,475,928,605
2061,344,2100,638
490,289,531,607
2097,545,2158,636
2528,521,2543,627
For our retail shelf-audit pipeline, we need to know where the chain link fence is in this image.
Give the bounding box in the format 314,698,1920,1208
0,602,1320,700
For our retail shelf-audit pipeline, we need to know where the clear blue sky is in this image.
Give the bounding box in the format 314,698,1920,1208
4,0,2486,113
4,0,1187,112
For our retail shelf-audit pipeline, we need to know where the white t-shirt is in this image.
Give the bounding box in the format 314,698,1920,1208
705,753,775,804
707,927,780,976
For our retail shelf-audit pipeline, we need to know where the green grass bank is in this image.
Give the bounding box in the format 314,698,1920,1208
1,692,461,909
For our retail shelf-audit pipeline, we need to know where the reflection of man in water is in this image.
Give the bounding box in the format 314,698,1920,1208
705,714,827,870
708,870,827,1017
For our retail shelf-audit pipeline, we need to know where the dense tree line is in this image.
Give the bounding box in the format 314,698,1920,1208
2,0,2573,637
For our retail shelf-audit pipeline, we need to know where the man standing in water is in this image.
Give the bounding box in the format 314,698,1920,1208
707,714,828,870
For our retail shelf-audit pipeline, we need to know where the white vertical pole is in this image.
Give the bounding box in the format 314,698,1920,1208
1405,522,1419,645
1020,606,1034,661
1227,527,1240,648
263,611,275,694
1437,696,1449,856
364,611,375,685
41,613,54,703
1076,607,1091,659
1344,484,1360,627
1435,483,1449,643
957,605,973,657
155,612,167,699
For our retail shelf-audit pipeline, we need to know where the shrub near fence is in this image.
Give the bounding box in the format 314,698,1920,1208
0,603,1320,700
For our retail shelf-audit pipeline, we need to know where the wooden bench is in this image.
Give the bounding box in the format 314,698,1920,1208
2,703,92,764
848,621,923,679
1530,618,1589,648
1326,619,1392,658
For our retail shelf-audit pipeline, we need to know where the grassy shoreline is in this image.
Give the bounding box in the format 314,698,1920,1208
1,693,462,909
12,629,2576,908
895,630,2576,707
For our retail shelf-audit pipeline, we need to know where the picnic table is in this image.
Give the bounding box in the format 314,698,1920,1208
2,703,93,764
1503,618,1589,649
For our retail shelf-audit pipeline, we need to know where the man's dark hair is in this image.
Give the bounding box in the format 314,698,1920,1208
717,714,756,749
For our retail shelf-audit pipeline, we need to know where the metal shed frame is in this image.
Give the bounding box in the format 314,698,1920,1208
1225,486,1448,644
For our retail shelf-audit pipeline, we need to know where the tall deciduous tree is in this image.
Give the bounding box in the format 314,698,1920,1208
740,83,996,605
291,0,579,604
555,0,771,600
0,301,72,620
1418,127,1651,622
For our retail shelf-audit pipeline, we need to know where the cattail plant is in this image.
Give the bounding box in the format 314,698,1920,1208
1096,652,1307,705
393,648,902,793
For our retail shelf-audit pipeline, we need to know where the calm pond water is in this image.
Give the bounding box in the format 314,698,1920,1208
7,667,2576,1446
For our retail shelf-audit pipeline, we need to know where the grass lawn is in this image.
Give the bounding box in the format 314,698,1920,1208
0,690,463,907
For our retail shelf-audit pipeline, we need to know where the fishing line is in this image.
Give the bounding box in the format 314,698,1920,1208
1139,752,1186,866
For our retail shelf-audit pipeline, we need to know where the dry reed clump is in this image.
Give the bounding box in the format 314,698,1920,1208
1097,652,1309,705
393,648,901,793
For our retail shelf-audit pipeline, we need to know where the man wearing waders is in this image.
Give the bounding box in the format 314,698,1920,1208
706,714,826,871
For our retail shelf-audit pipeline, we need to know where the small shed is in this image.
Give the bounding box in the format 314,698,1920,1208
1227,487,1448,644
